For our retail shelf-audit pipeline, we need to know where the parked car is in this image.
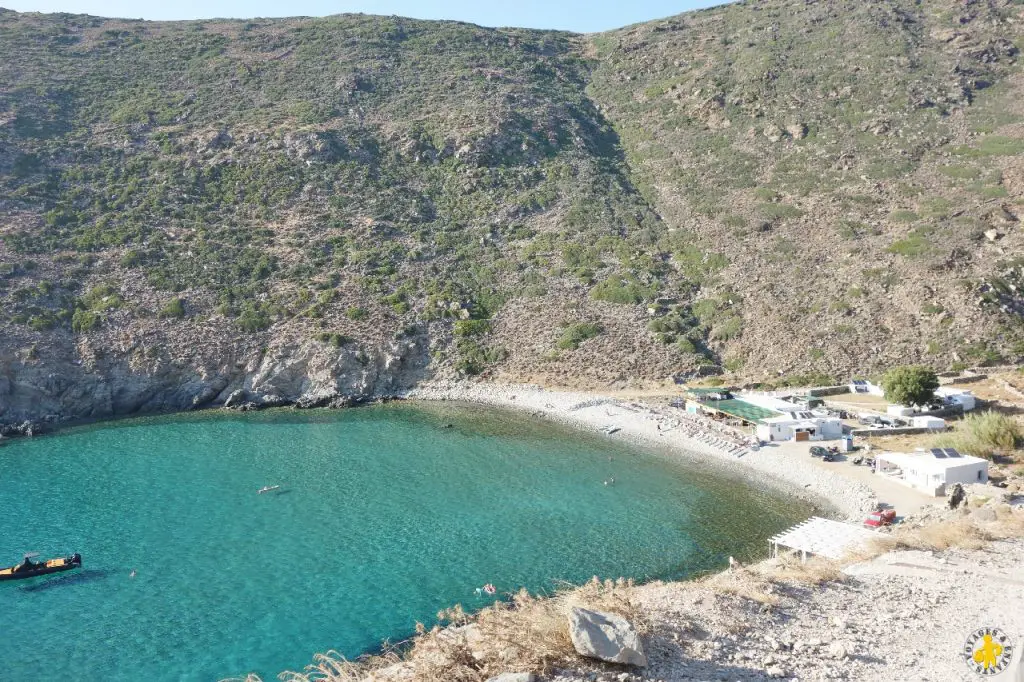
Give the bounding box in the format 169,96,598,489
864,509,896,528
857,414,881,426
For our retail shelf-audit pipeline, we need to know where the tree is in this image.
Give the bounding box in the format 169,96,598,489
881,366,939,406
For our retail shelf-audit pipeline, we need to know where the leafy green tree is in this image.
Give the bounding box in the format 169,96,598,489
881,366,939,406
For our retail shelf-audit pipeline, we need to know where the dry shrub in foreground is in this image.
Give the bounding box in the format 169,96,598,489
883,509,1024,553
890,519,992,551
227,577,645,682
702,568,780,605
762,555,843,585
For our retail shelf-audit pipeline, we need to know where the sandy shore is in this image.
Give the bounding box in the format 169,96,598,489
408,381,878,519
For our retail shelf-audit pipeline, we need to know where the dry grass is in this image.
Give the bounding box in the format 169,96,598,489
224,577,646,682
701,568,780,605
889,519,993,551
762,555,844,585
876,508,1024,553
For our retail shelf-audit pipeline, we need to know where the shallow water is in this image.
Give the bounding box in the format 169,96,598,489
0,403,812,681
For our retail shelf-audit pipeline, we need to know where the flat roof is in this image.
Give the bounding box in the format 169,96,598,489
762,413,839,425
707,398,781,424
876,449,988,473
770,516,878,560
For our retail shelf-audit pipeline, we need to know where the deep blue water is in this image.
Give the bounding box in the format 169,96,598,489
0,403,811,681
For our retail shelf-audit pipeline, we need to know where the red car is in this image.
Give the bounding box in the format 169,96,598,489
864,509,896,528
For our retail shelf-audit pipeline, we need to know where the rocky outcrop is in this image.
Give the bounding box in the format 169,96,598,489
0,333,430,431
567,607,647,667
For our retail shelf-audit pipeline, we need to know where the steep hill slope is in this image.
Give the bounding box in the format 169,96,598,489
585,0,1024,379
0,1,1021,426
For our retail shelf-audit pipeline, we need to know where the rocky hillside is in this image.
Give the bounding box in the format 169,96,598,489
1,1,1022,426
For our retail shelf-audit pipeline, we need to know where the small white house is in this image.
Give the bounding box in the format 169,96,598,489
935,387,977,412
757,412,844,442
875,448,988,496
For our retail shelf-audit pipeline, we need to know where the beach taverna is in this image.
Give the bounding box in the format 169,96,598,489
874,448,988,496
682,388,843,442
756,412,844,443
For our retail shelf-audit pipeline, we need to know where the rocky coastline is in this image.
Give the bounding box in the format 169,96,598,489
0,334,430,438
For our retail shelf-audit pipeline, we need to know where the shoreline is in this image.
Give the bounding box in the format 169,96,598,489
408,381,877,519
2,380,877,518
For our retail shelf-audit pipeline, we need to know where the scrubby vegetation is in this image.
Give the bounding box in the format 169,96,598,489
556,322,602,350
0,0,1022,384
935,411,1023,460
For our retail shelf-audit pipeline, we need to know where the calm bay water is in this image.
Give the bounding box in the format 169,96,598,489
0,403,812,681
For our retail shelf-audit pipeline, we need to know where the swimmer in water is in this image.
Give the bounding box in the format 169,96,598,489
129,569,136,578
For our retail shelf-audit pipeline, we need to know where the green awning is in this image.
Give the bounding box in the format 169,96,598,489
703,399,780,424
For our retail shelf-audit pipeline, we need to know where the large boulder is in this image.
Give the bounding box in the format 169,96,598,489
567,607,647,667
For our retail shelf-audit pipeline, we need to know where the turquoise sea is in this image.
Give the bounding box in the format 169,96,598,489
0,403,813,681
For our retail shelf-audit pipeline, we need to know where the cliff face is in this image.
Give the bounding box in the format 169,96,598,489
0,326,430,431
0,1,1022,428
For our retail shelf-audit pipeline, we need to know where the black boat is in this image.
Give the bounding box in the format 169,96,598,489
0,553,82,581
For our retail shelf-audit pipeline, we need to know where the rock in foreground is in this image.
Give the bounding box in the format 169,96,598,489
567,607,647,667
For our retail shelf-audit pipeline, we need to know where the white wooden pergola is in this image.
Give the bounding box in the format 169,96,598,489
769,516,877,562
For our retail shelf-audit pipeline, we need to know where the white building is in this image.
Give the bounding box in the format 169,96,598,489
935,387,977,412
911,415,946,430
756,412,844,442
887,404,916,418
875,448,988,496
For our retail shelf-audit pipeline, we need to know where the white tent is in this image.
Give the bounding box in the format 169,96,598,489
875,448,988,496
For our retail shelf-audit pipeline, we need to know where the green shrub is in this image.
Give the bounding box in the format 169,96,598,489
711,315,743,341
453,319,492,337
158,297,185,319
952,136,1024,157
759,203,803,221
80,283,124,311
237,303,271,332
315,332,351,347
887,233,931,257
346,307,368,321
938,165,981,180
933,411,1022,459
889,210,918,223
455,340,507,375
589,276,655,305
675,337,697,354
71,309,101,333
557,322,603,350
